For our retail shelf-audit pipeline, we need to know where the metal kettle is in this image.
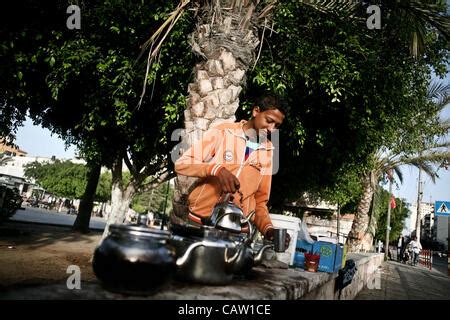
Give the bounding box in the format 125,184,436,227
208,192,254,234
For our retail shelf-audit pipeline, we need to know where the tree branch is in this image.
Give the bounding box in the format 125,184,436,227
123,151,135,176
139,170,176,193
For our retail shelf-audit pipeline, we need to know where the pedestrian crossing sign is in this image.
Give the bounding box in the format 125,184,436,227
435,201,450,216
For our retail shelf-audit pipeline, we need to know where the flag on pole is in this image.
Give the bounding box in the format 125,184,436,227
390,196,396,209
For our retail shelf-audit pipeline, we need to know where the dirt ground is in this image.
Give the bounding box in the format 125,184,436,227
0,221,102,291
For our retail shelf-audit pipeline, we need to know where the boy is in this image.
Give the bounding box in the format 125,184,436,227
175,95,288,244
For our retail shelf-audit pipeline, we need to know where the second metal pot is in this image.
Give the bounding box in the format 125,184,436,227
170,225,241,285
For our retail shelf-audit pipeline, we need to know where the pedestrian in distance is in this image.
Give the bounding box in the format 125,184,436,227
407,236,422,266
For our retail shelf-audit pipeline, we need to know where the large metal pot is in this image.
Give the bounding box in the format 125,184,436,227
92,224,177,294
169,224,242,285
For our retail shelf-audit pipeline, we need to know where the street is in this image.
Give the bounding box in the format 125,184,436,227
355,260,450,300
10,206,106,230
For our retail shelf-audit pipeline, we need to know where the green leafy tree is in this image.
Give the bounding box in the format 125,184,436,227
131,182,174,216
1,1,195,235
373,190,409,245
346,81,449,252
24,160,111,203
135,0,449,223
2,0,448,237
241,1,448,215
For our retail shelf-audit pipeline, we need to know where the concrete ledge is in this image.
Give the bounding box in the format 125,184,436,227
0,253,383,300
302,253,384,300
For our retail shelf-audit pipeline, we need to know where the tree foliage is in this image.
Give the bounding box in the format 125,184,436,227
236,0,448,210
24,160,111,201
373,188,409,244
1,0,195,185
131,182,174,215
1,0,448,218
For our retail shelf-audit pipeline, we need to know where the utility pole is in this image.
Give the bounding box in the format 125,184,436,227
385,173,393,261
415,167,423,243
161,180,170,230
336,201,340,244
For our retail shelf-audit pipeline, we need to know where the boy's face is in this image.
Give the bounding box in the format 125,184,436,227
252,107,285,133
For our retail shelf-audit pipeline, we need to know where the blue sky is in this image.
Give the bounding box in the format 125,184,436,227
15,117,77,159
392,104,450,206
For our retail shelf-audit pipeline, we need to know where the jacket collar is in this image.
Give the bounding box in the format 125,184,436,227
226,120,275,151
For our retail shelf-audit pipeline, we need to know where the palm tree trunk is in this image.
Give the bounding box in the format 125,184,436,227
171,2,261,222
347,174,375,252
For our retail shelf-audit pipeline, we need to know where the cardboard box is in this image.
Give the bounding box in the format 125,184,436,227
312,241,344,273
296,239,314,253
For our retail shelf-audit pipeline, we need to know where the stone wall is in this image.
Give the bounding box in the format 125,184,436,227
0,253,384,300
302,253,384,300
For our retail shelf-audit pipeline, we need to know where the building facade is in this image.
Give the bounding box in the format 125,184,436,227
0,140,27,157
408,202,435,239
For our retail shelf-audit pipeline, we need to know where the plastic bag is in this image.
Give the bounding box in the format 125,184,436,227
298,220,315,244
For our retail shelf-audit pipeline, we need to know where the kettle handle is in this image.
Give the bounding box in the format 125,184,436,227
213,211,240,229
220,190,243,206
213,211,253,236
176,240,234,267
241,211,256,244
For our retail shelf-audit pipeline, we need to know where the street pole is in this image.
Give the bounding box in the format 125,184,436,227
161,180,170,230
385,174,393,261
337,202,340,244
415,167,423,242
147,188,154,213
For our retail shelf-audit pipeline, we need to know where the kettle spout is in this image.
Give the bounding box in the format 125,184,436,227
253,244,274,265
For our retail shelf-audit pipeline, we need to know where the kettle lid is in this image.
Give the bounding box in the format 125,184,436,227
109,224,171,240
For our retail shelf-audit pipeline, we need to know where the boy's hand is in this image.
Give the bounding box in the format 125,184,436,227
216,167,240,194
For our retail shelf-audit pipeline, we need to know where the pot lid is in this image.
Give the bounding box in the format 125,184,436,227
109,224,172,240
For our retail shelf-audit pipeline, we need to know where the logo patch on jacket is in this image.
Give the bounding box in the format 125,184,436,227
224,150,234,162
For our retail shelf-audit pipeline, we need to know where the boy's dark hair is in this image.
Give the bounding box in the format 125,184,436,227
255,95,289,116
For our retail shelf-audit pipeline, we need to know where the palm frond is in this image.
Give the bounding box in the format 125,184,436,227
427,81,450,107
392,166,404,184
406,151,450,164
440,118,450,131
401,152,450,183
428,139,450,149
136,0,191,109
390,0,449,58
299,0,361,18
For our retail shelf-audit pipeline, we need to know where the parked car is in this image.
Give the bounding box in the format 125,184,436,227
0,185,23,224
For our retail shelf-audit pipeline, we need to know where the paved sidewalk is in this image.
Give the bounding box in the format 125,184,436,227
355,260,450,300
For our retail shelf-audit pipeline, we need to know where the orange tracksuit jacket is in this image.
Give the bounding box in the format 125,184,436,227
174,120,274,236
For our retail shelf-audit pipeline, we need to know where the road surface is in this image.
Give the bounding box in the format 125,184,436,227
10,206,106,230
